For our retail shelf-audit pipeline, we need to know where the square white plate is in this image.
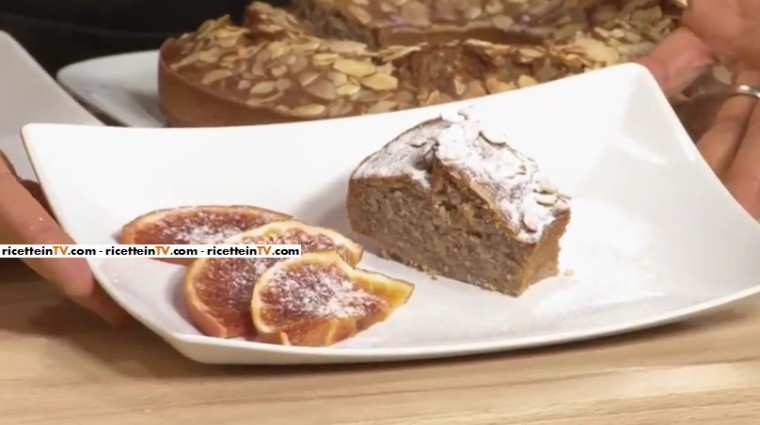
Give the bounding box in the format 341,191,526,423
0,31,100,181
57,50,162,128
24,64,760,365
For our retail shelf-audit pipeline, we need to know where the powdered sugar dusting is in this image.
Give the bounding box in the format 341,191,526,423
352,110,568,242
191,227,354,326
261,264,383,323
436,113,565,242
181,225,244,244
351,118,451,188
148,208,285,244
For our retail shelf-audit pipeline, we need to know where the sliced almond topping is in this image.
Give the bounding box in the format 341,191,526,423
248,89,283,104
329,99,354,117
492,15,514,30
464,6,482,19
536,179,558,194
555,199,571,212
522,214,540,232
517,75,538,87
299,71,320,87
336,83,361,96
400,1,431,27
305,79,338,100
453,78,466,96
367,100,397,114
292,104,327,117
198,48,221,63
361,73,399,91
313,53,340,65
328,40,367,54
484,0,504,14
348,5,373,25
201,69,233,85
535,193,558,206
271,65,288,77
267,41,289,59
479,128,509,146
485,77,514,94
289,56,309,74
327,71,348,86
463,81,488,98
249,81,276,95
333,59,376,78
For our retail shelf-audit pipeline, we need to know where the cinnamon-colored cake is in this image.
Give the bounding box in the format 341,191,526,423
157,0,700,127
346,110,571,296
292,0,607,47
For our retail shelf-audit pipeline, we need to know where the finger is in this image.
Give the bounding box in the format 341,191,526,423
0,149,18,177
72,285,134,328
722,81,760,217
0,167,91,298
0,155,130,326
696,71,760,175
0,152,50,212
637,27,717,97
19,180,51,213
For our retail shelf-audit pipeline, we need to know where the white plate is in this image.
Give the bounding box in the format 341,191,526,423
57,50,162,128
23,64,760,365
0,31,100,181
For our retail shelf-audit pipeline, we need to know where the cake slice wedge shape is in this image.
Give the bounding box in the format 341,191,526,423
347,110,571,296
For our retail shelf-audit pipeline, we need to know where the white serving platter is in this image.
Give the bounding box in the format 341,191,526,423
24,64,760,365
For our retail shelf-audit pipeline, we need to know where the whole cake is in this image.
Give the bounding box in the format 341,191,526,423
346,110,570,296
157,0,703,127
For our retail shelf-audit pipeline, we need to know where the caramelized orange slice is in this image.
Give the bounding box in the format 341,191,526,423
120,205,290,265
184,220,363,338
251,251,414,347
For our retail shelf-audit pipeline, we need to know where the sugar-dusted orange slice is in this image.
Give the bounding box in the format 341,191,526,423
120,205,290,265
183,220,363,338
251,251,414,347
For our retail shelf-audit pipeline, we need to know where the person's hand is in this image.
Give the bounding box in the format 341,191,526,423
0,150,130,326
638,0,760,217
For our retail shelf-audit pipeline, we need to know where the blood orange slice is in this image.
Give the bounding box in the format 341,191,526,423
120,205,290,265
183,220,363,338
251,251,414,347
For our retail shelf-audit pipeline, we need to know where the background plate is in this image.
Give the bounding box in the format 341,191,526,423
0,31,100,181
24,64,760,365
57,50,162,128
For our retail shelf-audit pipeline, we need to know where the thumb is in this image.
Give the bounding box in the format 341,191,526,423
637,27,717,97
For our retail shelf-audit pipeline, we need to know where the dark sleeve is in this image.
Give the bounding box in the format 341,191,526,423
0,0,292,75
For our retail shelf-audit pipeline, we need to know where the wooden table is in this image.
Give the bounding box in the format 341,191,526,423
2,261,760,425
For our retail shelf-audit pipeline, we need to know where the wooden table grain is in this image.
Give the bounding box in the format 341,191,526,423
2,260,760,425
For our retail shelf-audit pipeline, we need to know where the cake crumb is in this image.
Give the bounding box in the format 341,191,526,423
563,269,575,277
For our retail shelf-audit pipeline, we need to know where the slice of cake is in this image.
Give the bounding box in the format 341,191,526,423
346,110,571,296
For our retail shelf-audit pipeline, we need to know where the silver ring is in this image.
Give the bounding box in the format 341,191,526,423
731,84,760,100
